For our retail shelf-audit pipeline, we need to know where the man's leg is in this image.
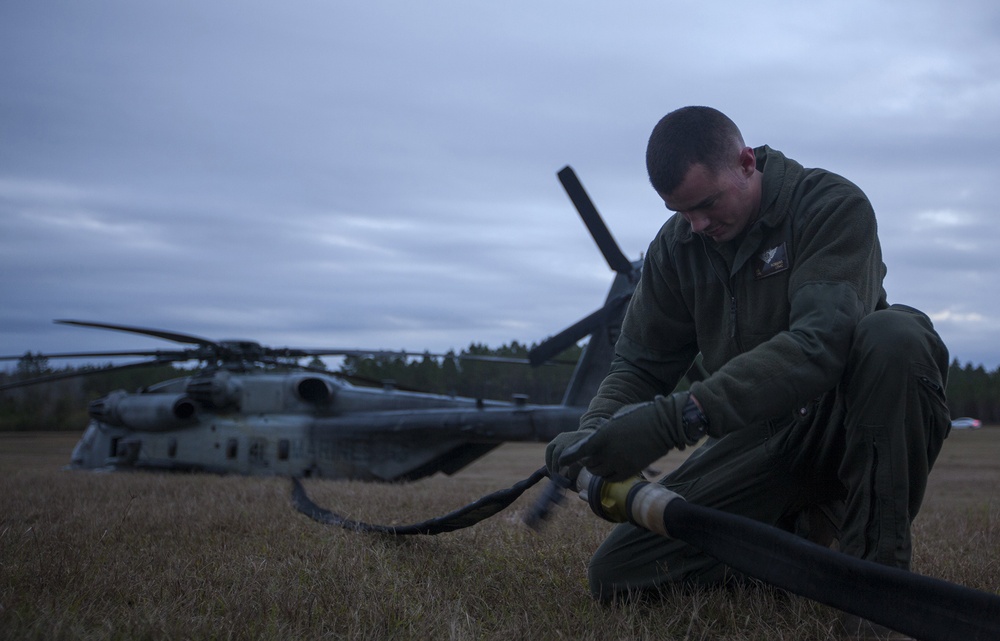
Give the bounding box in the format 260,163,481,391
837,304,951,569
587,305,950,601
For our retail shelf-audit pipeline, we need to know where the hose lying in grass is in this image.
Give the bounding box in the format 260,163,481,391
290,466,549,535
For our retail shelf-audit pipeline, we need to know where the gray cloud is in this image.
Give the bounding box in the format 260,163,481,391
2,1,999,370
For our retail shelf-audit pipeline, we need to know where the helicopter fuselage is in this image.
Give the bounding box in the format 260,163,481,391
69,370,583,481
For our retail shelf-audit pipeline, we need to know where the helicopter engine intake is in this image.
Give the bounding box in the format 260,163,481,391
89,390,198,431
185,370,241,409
294,376,337,405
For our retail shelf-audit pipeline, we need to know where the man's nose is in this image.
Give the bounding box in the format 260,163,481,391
684,212,710,233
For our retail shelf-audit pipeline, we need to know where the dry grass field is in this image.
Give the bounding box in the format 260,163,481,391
1,428,998,640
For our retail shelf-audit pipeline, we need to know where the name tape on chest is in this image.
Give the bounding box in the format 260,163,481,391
753,242,790,279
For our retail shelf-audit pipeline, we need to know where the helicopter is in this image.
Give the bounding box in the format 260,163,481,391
1,166,657,482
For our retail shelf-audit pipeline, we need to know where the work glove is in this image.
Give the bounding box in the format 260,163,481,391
544,427,596,480
559,392,705,482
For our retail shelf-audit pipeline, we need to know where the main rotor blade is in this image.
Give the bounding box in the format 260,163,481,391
528,295,631,366
55,320,220,348
0,349,188,362
0,358,182,392
558,166,633,275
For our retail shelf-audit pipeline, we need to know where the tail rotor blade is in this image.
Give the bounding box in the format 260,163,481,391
558,166,633,275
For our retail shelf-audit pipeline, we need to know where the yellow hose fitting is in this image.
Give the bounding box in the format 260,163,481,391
576,468,683,538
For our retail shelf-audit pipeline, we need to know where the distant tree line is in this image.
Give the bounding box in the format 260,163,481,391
946,360,1000,422
0,349,995,431
339,342,583,404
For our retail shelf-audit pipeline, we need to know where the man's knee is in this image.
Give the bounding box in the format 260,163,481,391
854,307,924,358
587,557,617,602
852,305,948,376
586,525,683,602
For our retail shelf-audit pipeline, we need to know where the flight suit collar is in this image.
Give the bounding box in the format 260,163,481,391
713,145,800,276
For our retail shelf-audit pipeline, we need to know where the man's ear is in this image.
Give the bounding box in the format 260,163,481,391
738,146,756,177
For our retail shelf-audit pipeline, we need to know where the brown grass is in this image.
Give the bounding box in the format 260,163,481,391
1,428,998,640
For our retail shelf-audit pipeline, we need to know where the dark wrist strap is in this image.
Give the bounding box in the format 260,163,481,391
681,395,708,442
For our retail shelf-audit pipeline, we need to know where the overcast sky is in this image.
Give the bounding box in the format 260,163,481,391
2,1,1000,373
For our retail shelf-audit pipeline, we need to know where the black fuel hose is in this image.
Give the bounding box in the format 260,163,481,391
578,469,1000,641
291,467,548,535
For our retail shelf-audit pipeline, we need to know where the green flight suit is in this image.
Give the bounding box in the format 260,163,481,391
581,147,951,600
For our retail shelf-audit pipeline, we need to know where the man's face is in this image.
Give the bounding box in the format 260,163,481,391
659,149,760,243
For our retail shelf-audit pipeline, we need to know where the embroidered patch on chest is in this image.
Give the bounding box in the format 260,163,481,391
753,242,789,279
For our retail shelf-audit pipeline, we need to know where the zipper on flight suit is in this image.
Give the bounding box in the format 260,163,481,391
864,439,880,559
702,236,744,348
725,273,744,352
729,294,738,339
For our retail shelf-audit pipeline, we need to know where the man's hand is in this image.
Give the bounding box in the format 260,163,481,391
544,427,596,479
559,392,704,481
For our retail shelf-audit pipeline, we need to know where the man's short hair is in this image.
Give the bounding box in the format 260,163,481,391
646,106,745,195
